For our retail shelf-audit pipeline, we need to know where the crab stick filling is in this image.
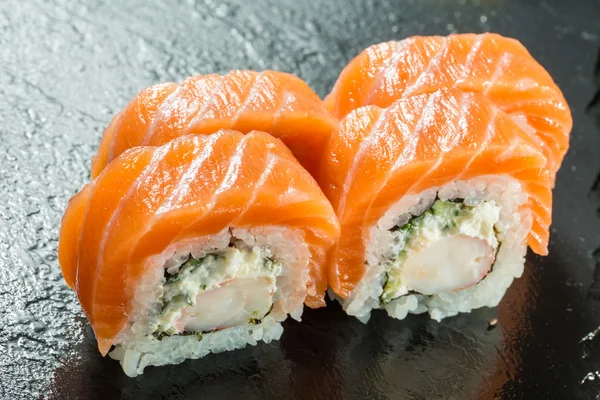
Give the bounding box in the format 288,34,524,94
380,199,500,303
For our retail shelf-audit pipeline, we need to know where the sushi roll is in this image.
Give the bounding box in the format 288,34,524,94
92,70,338,178
58,130,340,376
319,88,553,322
324,33,572,180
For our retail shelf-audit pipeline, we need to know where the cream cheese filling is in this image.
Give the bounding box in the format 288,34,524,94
153,245,283,338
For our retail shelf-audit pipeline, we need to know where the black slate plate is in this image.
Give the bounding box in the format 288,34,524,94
1,0,599,399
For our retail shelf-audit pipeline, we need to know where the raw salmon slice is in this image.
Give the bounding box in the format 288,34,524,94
91,70,338,178
324,34,572,180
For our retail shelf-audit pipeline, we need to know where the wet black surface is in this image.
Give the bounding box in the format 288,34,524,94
0,0,599,399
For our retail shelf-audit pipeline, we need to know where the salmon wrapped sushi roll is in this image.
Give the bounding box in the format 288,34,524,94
92,70,338,178
324,33,572,181
320,88,552,322
59,130,340,376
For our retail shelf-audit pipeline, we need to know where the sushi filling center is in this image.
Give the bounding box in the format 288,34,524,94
153,245,282,338
381,199,500,303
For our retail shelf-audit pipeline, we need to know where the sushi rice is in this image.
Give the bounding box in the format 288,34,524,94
109,226,310,377
336,175,531,323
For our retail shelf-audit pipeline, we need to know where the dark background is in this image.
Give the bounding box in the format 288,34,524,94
0,0,599,399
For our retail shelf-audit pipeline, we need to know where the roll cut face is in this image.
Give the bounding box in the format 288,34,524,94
319,88,552,322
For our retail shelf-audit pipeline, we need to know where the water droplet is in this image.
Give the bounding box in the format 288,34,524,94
580,327,600,343
480,15,488,23
581,31,599,41
30,321,46,332
581,371,600,384
214,4,229,17
13,311,33,324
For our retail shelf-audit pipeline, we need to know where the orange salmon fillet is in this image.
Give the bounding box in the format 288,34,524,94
319,88,552,298
91,70,338,179
59,130,340,355
324,34,572,180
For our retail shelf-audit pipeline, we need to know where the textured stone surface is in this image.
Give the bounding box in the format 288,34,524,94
0,0,599,398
